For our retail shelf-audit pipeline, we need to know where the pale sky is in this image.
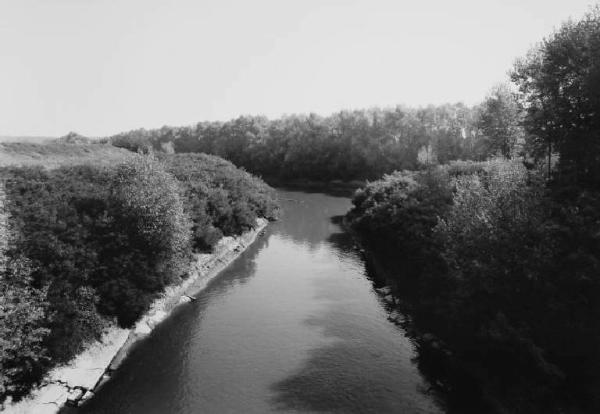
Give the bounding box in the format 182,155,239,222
0,0,595,137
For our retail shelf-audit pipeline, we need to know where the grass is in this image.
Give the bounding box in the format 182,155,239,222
0,142,135,169
0,136,56,143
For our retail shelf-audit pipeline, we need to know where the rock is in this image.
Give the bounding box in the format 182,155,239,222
65,387,84,407
134,321,151,335
80,390,95,404
147,310,167,328
383,294,394,304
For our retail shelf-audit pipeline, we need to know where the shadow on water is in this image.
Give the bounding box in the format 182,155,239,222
271,225,486,414
268,287,444,414
269,228,444,414
356,252,494,414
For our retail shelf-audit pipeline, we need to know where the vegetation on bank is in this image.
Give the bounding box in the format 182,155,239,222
0,154,278,402
106,93,523,182
1,5,598,413
347,7,600,413
159,153,278,250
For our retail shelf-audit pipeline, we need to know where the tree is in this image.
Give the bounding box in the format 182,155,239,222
476,83,523,159
98,157,192,326
511,7,600,186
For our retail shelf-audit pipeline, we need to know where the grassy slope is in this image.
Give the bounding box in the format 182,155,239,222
0,136,56,143
0,142,134,168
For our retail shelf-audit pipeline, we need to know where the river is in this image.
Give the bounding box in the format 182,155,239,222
73,189,443,414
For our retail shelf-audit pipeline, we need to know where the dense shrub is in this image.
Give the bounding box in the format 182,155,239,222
348,159,600,412
0,153,278,402
433,162,562,409
159,153,279,251
2,158,191,340
0,256,49,398
94,158,192,326
347,168,452,278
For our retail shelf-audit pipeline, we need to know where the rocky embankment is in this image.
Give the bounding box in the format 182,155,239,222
2,218,268,414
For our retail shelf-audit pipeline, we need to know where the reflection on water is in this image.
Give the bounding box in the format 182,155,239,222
72,190,443,414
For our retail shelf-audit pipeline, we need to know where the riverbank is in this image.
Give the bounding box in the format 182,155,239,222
1,218,268,414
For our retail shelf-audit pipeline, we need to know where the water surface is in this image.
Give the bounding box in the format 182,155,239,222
76,190,442,414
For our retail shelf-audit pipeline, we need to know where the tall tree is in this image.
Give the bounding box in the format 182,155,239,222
476,83,523,159
512,7,600,186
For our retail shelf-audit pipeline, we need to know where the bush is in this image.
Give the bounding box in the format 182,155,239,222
347,167,453,278
348,159,600,412
2,158,193,329
0,153,278,402
433,162,562,408
0,158,192,400
159,153,279,251
93,157,192,325
0,257,49,399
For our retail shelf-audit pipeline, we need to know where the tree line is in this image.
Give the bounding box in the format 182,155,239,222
107,95,524,182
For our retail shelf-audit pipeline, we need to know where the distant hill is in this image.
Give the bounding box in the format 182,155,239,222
0,141,134,168
0,135,56,143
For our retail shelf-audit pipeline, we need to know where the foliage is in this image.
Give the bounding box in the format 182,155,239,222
0,153,278,402
476,84,524,159
347,167,453,278
347,157,600,411
512,6,600,187
94,157,193,326
2,159,190,340
0,257,49,399
109,104,488,181
159,153,279,251
433,163,561,407
505,10,600,408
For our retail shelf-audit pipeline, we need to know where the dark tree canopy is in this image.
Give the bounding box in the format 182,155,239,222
512,7,600,187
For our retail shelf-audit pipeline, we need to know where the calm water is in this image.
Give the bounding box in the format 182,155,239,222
75,190,443,414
